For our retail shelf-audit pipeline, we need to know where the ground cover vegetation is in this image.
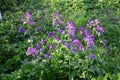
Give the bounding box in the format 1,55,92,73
0,0,120,80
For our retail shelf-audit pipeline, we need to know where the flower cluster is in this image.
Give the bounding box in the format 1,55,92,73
52,13,64,26
21,12,35,25
89,53,95,59
80,27,96,49
87,19,105,35
23,13,108,61
26,47,37,56
18,26,26,33
66,21,77,39
18,13,36,33
72,39,84,51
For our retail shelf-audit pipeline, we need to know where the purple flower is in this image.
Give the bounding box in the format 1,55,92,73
66,21,77,31
80,26,86,31
48,32,56,38
55,36,60,41
58,28,62,33
52,13,61,20
81,26,95,49
72,39,80,45
40,48,44,53
18,26,25,33
61,30,65,34
66,21,78,39
96,25,105,34
84,35,96,49
83,29,90,36
52,13,63,26
89,54,95,59
49,45,56,50
40,38,46,44
78,44,84,51
72,39,84,51
28,20,35,25
104,39,108,43
25,12,32,19
87,43,95,49
80,31,83,35
87,20,94,27
36,43,42,49
45,53,50,59
84,35,95,42
32,48,37,55
21,18,26,23
26,47,37,56
81,27,90,36
65,43,71,48
69,30,76,38
71,48,78,53
104,46,109,49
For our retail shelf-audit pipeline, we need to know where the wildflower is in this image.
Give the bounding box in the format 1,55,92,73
81,27,90,36
45,53,50,59
81,27,96,49
49,45,56,50
72,39,81,45
61,30,65,34
87,43,96,49
104,39,108,43
32,48,37,55
80,26,86,31
18,26,25,33
69,29,76,38
66,21,78,38
84,35,95,42
71,48,78,53
57,28,62,33
104,46,109,49
55,36,60,41
83,29,90,36
89,54,95,59
65,43,71,48
40,38,46,44
40,48,44,53
25,12,32,19
28,20,35,25
80,31,83,35
87,20,94,27
96,25,105,34
78,44,84,51
48,32,56,38
36,43,42,49
84,35,96,49
21,18,26,23
66,21,77,31
26,47,37,56
52,13,63,26
72,39,84,51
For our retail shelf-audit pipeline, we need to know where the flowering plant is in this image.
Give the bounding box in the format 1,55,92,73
4,13,110,80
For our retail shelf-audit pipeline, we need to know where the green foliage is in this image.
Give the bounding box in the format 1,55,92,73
0,0,120,80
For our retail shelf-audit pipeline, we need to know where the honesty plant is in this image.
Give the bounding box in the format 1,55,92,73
18,13,108,59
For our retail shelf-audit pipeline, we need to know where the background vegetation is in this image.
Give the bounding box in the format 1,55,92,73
0,0,120,80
